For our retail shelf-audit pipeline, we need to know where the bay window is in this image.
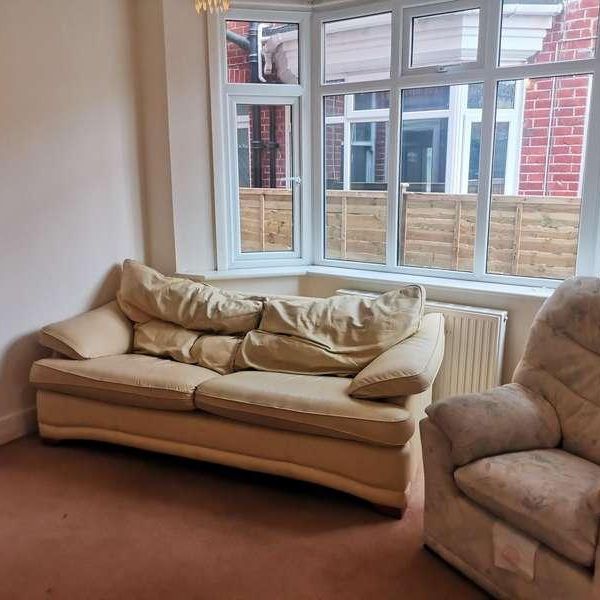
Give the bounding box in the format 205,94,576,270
210,0,600,285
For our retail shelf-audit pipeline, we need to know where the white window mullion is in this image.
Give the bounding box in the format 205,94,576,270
387,86,401,268
343,100,352,190
575,73,600,276
208,14,231,270
472,0,502,278
311,10,325,264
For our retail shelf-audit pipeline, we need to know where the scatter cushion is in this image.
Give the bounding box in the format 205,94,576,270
195,371,419,446
235,285,425,376
349,313,445,399
455,449,600,567
39,301,133,360
30,355,220,411
117,260,264,335
134,320,242,375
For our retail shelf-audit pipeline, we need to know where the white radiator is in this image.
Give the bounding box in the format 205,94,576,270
336,289,508,402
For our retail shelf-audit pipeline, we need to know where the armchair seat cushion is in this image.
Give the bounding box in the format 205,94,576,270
30,355,220,411
195,371,418,446
455,449,600,567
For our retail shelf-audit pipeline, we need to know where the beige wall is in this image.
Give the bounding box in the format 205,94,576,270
135,0,216,275
136,0,177,274
0,0,146,442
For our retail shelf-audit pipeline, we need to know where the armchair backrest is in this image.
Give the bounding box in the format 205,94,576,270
513,277,600,465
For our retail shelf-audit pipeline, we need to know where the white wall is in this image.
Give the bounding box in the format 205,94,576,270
136,0,177,274
0,0,146,443
135,0,217,275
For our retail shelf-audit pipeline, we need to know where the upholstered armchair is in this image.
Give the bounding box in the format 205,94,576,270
421,277,600,600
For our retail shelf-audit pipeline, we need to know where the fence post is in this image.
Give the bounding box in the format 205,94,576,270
511,201,523,275
453,198,462,270
341,195,348,259
401,192,409,265
259,192,266,252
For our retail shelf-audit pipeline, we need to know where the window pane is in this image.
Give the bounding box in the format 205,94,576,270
226,21,299,84
467,82,515,110
411,8,480,69
354,91,391,111
487,75,592,279
468,122,510,194
324,92,390,264
403,87,450,112
236,104,294,253
323,14,392,84
399,84,480,272
500,1,599,67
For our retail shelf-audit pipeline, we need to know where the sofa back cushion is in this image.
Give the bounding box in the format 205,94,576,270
513,277,600,465
117,260,263,335
235,285,425,376
134,320,242,375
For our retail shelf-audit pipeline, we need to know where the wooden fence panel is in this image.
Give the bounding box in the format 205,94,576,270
239,188,580,278
239,189,293,253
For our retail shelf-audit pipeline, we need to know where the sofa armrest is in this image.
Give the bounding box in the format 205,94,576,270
349,313,445,399
425,383,561,466
39,300,133,359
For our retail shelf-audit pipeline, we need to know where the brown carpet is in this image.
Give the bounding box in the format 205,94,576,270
0,437,487,600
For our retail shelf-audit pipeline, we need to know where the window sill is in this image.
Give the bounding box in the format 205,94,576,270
181,266,309,281
195,265,555,299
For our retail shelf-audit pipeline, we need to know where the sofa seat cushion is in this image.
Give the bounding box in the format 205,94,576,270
195,372,417,446
454,449,600,567
31,355,220,411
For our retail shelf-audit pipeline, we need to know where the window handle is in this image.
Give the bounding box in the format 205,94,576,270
285,176,302,186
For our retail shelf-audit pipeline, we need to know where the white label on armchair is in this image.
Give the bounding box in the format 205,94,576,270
493,522,538,581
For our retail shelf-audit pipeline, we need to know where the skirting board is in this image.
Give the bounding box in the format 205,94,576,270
0,406,37,445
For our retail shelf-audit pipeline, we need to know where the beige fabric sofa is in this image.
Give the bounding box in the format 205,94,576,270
31,293,445,514
421,277,600,598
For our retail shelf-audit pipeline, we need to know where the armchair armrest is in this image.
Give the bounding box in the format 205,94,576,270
39,300,133,359
425,383,561,466
349,313,445,399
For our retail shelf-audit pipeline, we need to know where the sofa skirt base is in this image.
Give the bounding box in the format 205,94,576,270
37,391,421,509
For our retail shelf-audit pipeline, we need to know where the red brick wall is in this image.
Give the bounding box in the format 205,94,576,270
519,0,598,197
325,96,345,186
227,21,251,84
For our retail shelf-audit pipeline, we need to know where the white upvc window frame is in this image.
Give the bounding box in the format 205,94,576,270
312,0,600,287
208,0,600,285
227,96,300,262
458,79,524,195
324,93,391,190
208,8,312,271
402,0,487,76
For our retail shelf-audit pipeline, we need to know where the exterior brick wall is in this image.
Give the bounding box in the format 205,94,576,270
519,0,598,197
227,21,251,84
325,96,345,186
